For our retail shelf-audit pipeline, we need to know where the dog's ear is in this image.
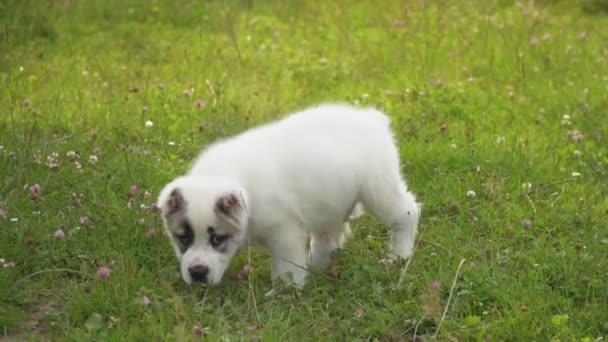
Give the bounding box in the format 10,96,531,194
215,192,247,230
162,188,185,217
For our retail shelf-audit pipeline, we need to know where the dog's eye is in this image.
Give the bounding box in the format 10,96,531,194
177,233,192,246
209,233,229,248
175,221,194,251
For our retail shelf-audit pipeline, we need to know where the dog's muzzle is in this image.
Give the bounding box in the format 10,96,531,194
188,264,209,283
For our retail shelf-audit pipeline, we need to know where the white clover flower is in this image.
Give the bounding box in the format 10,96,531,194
67,150,79,160
466,190,476,197
572,150,581,158
571,172,581,177
88,155,98,164
145,120,154,128
522,182,532,193
47,152,60,169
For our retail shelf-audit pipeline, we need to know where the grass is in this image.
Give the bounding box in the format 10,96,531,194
1,0,607,340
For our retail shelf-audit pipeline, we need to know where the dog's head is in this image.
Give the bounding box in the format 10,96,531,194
157,176,249,285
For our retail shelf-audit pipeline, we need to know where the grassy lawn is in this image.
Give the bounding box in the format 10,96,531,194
1,0,607,340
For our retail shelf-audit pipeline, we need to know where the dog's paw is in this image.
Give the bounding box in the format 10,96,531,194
390,241,414,260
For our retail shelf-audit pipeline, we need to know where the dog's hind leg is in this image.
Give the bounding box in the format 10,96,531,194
310,223,351,270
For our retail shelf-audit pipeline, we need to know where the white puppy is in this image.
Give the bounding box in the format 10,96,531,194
157,103,420,286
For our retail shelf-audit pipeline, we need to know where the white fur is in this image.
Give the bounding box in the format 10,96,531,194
158,103,420,286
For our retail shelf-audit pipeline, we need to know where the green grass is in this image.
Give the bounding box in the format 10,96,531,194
1,0,607,340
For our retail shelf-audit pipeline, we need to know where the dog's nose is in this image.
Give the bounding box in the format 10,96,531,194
188,265,209,283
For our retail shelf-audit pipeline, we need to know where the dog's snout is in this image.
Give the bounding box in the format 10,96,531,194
188,265,209,283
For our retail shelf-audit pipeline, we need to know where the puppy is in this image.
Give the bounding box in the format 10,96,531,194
157,103,420,286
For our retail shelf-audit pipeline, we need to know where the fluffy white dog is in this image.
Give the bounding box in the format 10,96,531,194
157,103,420,286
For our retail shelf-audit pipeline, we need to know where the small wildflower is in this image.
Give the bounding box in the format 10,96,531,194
92,147,101,155
569,131,584,142
149,202,159,213
561,115,572,126
137,218,145,225
247,325,260,331
96,266,111,279
522,182,532,193
496,136,505,144
542,32,551,41
432,280,441,290
82,70,89,77
141,106,148,114
182,89,193,97
521,219,532,229
566,44,573,53
79,216,89,225
143,149,152,156
145,120,154,128
10,218,18,223
195,99,206,108
571,172,581,177
192,325,203,335
28,184,42,200
379,258,394,266
572,150,581,158
23,98,31,107
127,198,136,209
66,150,79,160
47,152,60,169
529,37,539,45
108,316,119,328
168,141,176,146
88,155,98,164
579,31,587,40
236,264,253,281
466,190,476,198
3,261,16,268
0,209,5,219
143,191,151,200
141,295,150,306
54,229,65,240
354,307,365,317
146,228,157,238
130,185,138,195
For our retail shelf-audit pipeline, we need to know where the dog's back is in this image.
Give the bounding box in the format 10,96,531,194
189,103,403,230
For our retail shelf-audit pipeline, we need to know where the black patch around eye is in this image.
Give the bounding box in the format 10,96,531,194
207,226,230,249
175,221,194,253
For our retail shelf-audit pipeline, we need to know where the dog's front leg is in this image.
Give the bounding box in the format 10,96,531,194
267,229,310,286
